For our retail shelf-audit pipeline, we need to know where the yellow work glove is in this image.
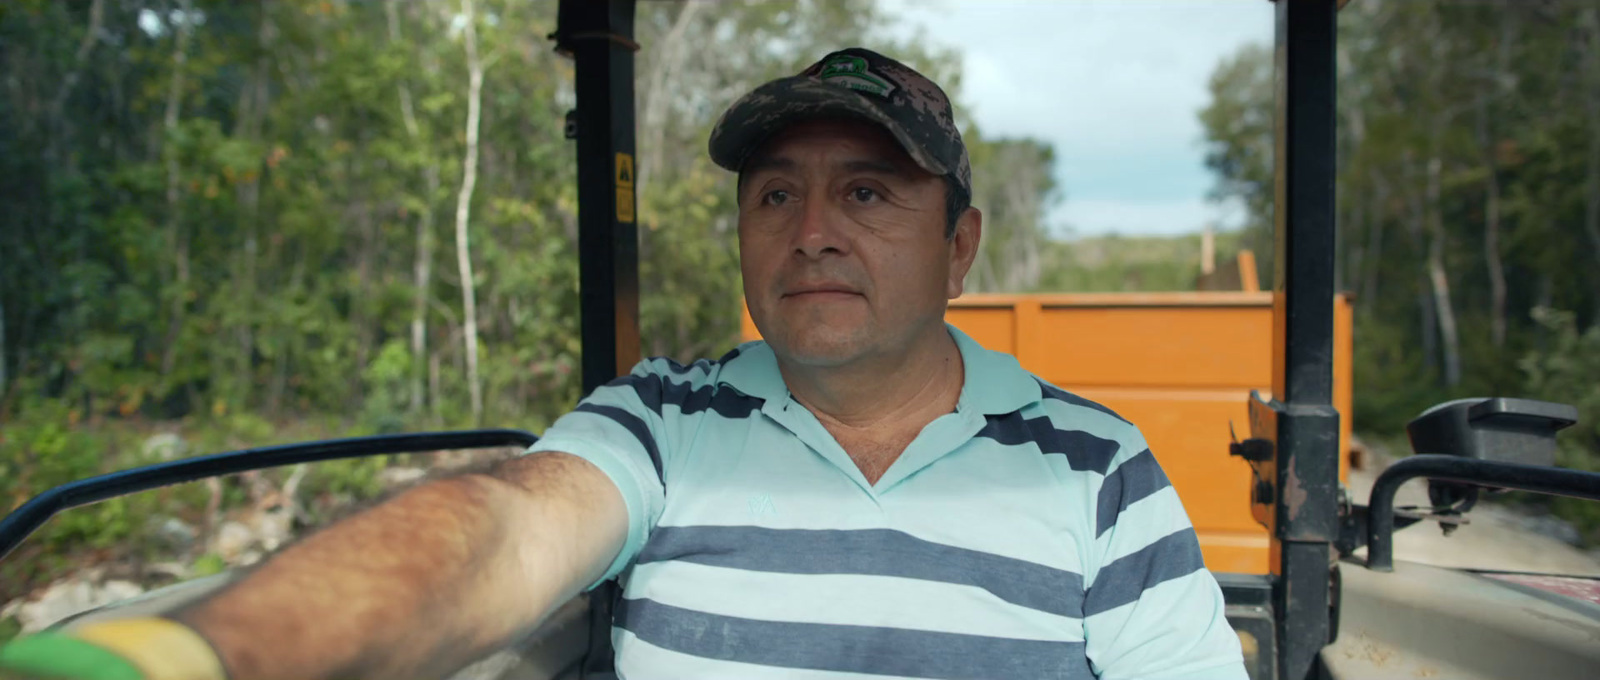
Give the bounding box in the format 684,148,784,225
0,618,226,680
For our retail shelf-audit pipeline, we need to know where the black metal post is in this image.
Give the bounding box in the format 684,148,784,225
1366,456,1600,572
553,3,638,676
556,0,640,397
1272,1,1341,678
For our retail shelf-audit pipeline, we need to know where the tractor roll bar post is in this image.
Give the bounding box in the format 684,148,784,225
553,0,642,396
552,2,640,677
1271,1,1342,678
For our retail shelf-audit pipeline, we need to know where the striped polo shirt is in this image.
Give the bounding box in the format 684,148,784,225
528,326,1246,679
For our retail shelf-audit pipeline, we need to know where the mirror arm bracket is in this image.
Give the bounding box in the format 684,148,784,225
1365,454,1600,572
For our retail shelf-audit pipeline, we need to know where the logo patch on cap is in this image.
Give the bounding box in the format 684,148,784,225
816,55,896,98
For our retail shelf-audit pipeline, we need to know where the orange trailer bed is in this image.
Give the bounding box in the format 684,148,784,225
741,291,1353,574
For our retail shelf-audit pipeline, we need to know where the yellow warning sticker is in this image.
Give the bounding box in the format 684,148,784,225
615,152,635,223
616,153,635,187
616,188,635,224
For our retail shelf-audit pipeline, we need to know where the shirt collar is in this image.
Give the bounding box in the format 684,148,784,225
948,323,1043,415
715,324,1041,416
714,340,790,404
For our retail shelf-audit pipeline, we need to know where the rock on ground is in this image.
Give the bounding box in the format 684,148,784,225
140,432,188,461
1,572,145,633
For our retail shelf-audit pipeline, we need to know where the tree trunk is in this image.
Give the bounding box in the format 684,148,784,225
1583,9,1600,322
0,243,6,398
1002,144,1045,291
235,4,273,406
46,0,104,164
1419,287,1437,373
1337,40,1365,296
268,257,308,418
638,0,707,192
1359,173,1387,315
1477,96,1507,348
429,349,443,426
1409,17,1462,387
1425,154,1462,387
1403,154,1439,373
454,0,486,425
1343,177,1361,297
353,190,377,399
412,165,439,414
3,0,105,398
388,0,438,415
158,1,195,381
1479,13,1517,348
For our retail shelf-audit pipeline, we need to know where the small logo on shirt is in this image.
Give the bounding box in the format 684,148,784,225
747,493,777,518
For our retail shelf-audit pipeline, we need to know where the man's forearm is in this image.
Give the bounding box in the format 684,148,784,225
173,453,624,680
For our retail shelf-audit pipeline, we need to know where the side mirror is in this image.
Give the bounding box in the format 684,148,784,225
1407,397,1578,467
1353,397,1599,572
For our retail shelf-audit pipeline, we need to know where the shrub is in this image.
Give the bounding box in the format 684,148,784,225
1518,308,1600,543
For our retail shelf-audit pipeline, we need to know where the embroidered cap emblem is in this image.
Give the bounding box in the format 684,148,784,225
817,55,896,98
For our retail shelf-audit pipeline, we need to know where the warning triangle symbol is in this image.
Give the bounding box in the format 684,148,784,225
616,153,635,186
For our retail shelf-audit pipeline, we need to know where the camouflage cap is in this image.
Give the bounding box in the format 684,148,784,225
708,47,972,195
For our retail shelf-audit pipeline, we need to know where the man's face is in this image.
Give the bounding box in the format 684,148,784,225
737,118,980,368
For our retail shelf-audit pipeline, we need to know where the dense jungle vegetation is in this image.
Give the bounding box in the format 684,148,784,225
2,0,1598,607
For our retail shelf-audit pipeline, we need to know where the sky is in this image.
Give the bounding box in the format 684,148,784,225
880,0,1273,238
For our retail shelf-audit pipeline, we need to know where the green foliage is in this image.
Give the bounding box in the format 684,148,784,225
0,404,380,597
361,339,413,434
304,455,390,514
0,400,158,595
1352,321,1445,434
0,0,1063,598
0,0,1000,427
191,553,228,579
187,412,276,454
1034,232,1243,293
0,0,1063,429
0,401,99,502
1519,308,1600,541
965,135,1058,292
1201,1,1600,418
1198,43,1274,259
1200,2,1600,541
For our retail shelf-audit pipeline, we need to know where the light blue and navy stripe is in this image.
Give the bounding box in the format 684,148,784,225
528,326,1246,679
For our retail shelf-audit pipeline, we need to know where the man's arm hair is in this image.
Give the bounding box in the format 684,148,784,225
172,452,627,680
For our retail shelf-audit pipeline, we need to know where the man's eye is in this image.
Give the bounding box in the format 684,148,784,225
763,190,791,206
850,186,879,203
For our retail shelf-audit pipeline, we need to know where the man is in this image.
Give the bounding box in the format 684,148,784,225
0,48,1245,680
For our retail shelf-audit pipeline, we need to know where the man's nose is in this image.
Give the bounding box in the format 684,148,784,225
792,195,847,259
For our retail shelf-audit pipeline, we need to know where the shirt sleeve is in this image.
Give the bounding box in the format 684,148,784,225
524,361,672,589
1083,429,1248,680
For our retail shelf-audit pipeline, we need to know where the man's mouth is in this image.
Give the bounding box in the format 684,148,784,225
782,284,863,300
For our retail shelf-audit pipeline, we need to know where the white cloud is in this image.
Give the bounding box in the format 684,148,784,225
881,0,1272,236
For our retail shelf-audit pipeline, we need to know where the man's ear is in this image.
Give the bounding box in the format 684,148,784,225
947,207,982,300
